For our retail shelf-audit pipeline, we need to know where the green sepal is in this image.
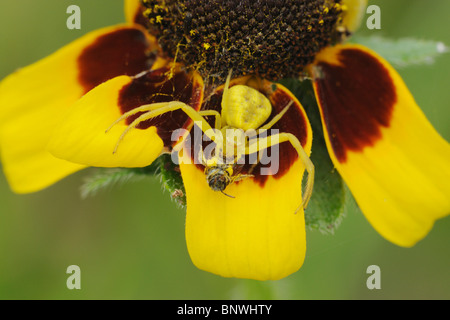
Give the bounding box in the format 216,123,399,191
80,167,149,199
156,153,187,208
80,154,187,208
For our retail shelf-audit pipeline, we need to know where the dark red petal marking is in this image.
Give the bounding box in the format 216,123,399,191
132,4,150,28
118,66,203,147
314,48,397,163
194,79,309,187
78,27,154,93
259,86,309,186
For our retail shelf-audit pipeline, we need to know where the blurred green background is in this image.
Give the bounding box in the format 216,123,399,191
0,0,448,300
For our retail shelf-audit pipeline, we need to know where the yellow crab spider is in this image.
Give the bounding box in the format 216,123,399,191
107,70,315,210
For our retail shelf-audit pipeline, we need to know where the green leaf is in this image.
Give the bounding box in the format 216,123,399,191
305,135,346,234
80,158,159,199
80,154,187,207
279,79,346,234
80,168,148,199
351,36,448,68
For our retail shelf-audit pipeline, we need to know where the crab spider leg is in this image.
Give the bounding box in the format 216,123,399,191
197,147,208,167
105,102,172,133
259,101,293,131
109,101,215,154
221,69,233,111
172,110,221,154
198,110,222,129
242,101,294,144
247,146,264,175
245,132,314,212
237,101,293,179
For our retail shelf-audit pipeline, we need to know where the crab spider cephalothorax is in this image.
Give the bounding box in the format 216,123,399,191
107,70,315,211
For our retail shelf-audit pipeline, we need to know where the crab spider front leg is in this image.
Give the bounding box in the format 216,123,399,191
258,101,293,131
105,102,173,132
198,110,222,129
106,101,215,154
245,132,315,212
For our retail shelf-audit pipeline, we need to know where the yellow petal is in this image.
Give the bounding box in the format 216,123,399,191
48,65,204,168
311,44,450,247
124,0,166,69
0,24,159,193
47,76,164,168
181,159,307,281
341,0,368,33
125,0,146,25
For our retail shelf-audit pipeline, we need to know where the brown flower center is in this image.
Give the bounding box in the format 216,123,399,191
141,0,344,82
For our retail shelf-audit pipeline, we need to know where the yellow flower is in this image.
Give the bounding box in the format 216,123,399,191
0,0,449,281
